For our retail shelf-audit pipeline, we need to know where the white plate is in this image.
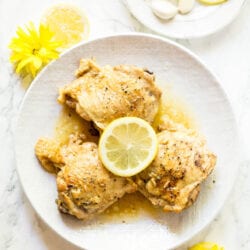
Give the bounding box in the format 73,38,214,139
15,34,239,250
125,0,245,39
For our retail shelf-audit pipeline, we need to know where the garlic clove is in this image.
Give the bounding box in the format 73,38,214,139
151,0,178,20
178,0,195,14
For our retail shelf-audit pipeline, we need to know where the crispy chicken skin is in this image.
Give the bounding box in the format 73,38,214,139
58,59,162,130
134,116,216,212
35,135,137,219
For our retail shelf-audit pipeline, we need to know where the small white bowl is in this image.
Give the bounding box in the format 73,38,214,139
125,0,245,39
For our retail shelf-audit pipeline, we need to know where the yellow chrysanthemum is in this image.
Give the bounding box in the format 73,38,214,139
189,242,225,250
9,22,62,77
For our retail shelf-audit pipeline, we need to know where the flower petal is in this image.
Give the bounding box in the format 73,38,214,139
9,21,62,77
32,56,43,69
16,57,33,73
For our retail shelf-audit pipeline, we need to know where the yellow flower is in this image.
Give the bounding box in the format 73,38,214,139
189,242,224,250
9,22,62,77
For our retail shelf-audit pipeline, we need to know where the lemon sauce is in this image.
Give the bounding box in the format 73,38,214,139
153,89,197,131
99,192,161,223
54,106,99,145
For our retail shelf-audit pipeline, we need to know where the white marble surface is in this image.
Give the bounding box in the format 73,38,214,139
0,0,250,249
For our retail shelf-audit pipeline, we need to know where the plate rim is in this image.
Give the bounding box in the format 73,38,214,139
14,33,240,249
125,0,246,39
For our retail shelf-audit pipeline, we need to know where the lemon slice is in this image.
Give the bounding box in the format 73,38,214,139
41,4,89,48
198,0,227,5
189,242,224,250
99,117,158,177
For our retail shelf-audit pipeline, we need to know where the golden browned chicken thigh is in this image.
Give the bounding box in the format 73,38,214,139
134,116,216,212
58,59,162,130
35,134,137,219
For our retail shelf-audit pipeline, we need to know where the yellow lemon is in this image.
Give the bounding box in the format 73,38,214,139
198,0,227,5
189,242,224,250
99,117,158,177
41,4,89,48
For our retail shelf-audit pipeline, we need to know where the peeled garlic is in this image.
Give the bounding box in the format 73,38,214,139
151,0,178,20
178,0,195,14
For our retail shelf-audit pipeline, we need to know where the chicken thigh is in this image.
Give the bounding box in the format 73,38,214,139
35,134,137,219
134,116,216,212
58,59,162,130
35,138,64,173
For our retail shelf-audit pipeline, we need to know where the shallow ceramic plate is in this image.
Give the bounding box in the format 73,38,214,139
125,0,245,39
15,34,239,250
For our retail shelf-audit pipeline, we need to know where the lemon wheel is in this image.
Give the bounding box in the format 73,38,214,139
41,4,90,48
99,117,158,177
